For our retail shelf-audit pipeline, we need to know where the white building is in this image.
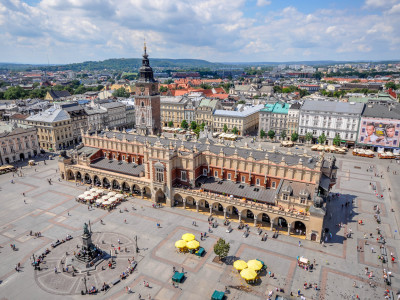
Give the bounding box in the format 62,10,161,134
299,100,364,146
0,123,40,165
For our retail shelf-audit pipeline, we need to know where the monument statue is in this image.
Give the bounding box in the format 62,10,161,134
83,222,90,235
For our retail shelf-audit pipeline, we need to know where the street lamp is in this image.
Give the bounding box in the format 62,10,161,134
82,275,88,294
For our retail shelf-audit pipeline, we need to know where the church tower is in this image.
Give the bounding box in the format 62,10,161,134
134,43,160,136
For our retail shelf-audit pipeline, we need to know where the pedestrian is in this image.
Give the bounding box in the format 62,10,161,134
24,199,26,204
181,267,184,273
298,241,301,247
54,267,57,273
371,247,374,253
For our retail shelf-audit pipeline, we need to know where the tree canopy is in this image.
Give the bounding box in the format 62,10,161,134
214,238,230,260
267,130,275,140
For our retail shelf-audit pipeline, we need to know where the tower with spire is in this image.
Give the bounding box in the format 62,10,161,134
134,42,160,136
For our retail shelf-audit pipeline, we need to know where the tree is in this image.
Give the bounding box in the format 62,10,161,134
260,129,266,139
237,100,246,104
280,130,287,140
385,81,397,90
318,133,327,145
291,132,299,142
223,124,228,133
168,121,174,128
305,132,313,143
200,122,206,131
114,87,130,98
214,238,230,260
181,119,189,129
159,86,168,93
190,121,197,130
333,134,341,146
273,86,282,93
232,127,238,135
267,130,275,140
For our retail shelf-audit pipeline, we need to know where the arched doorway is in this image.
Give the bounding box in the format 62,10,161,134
293,221,306,236
186,196,196,208
132,184,140,195
102,177,110,189
174,194,183,207
226,206,240,222
143,187,151,199
66,170,75,180
19,153,25,160
257,213,270,229
311,233,317,241
84,173,92,184
155,189,166,204
93,175,101,186
76,171,82,181
122,182,131,193
276,217,288,231
112,179,120,190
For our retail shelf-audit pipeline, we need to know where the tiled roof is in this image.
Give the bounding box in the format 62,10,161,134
48,90,71,99
90,157,145,177
214,105,263,117
26,107,70,123
92,132,320,169
362,103,400,119
301,99,364,114
197,176,276,204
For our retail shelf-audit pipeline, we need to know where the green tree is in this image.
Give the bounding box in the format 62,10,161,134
190,121,197,130
74,85,87,95
113,87,130,98
260,129,266,139
305,132,313,143
200,122,206,131
168,121,174,128
273,86,282,93
267,130,275,140
181,119,189,129
223,124,228,133
280,130,287,140
165,79,174,84
232,127,238,135
214,238,230,261
4,86,28,99
318,133,327,145
200,83,212,89
385,82,397,90
159,86,168,93
333,134,341,146
237,100,246,105
291,132,299,142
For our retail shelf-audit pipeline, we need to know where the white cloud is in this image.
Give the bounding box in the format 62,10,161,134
256,0,271,7
0,0,399,63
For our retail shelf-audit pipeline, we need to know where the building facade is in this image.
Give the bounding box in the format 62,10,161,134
59,130,337,242
160,96,189,128
299,100,364,145
100,102,127,130
60,103,88,145
356,103,400,151
287,103,301,139
259,102,291,140
0,123,39,165
213,105,263,136
195,99,222,130
25,106,73,150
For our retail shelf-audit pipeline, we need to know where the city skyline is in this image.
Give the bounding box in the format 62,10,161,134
1,0,400,64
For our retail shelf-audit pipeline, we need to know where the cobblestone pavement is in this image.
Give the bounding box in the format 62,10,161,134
0,154,399,300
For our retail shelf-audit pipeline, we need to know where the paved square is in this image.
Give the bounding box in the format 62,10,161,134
0,154,399,300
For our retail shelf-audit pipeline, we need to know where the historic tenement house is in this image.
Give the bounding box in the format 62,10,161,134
59,130,337,242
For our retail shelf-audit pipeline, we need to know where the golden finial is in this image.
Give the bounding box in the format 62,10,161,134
144,38,147,53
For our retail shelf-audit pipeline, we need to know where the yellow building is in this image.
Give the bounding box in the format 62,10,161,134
160,96,188,127
25,106,73,150
213,105,263,136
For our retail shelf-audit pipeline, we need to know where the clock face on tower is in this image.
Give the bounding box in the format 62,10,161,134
140,86,145,92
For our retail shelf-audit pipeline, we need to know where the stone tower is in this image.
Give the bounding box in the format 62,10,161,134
134,43,161,136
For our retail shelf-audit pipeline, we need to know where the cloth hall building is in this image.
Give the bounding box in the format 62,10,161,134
58,46,337,242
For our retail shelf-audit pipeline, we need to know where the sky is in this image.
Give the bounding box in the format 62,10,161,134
0,0,400,64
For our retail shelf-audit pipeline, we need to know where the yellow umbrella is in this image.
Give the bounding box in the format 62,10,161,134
182,233,195,242
247,260,263,271
240,268,258,281
233,260,248,271
186,240,200,250
175,240,187,249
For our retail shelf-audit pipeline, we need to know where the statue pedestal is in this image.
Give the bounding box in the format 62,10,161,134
81,233,92,251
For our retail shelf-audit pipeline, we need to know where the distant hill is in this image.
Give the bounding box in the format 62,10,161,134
0,58,399,72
